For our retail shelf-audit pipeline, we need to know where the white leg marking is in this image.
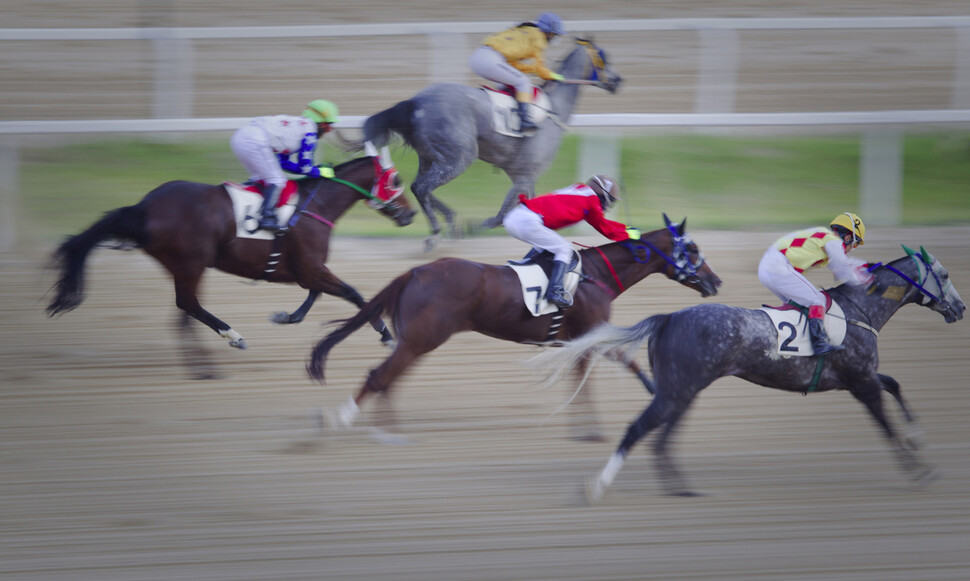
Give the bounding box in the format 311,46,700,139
336,395,360,429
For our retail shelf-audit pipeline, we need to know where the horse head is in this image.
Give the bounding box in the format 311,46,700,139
894,245,966,323
615,214,721,298
571,37,623,94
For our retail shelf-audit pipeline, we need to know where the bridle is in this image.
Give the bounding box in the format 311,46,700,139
626,223,707,285
868,250,951,310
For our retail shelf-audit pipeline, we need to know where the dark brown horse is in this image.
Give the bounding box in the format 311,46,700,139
307,215,721,439
46,156,415,378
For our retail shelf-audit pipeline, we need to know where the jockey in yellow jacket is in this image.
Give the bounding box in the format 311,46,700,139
757,212,871,355
468,12,565,134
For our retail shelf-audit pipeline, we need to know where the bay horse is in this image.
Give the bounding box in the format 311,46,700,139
535,246,966,501
353,37,622,250
307,215,721,440
46,156,416,378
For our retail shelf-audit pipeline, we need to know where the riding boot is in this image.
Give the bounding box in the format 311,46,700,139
808,317,843,356
508,247,540,265
546,260,573,308
517,101,538,134
257,184,283,231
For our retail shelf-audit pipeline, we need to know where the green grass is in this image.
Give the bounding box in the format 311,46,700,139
20,131,970,243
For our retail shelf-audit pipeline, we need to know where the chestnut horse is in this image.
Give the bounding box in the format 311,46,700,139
46,156,415,378
307,215,721,440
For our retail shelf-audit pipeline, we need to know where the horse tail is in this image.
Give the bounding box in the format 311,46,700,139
360,99,418,150
528,315,669,386
45,204,148,317
306,269,414,383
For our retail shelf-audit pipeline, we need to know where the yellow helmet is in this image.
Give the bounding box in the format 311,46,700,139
303,99,339,124
830,212,865,248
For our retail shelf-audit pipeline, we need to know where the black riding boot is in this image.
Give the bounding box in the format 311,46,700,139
257,184,282,231
508,248,540,265
517,101,538,134
808,317,843,356
546,260,573,308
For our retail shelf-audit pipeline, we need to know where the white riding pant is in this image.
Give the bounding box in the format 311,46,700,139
230,125,288,190
503,204,573,263
757,247,826,308
468,46,533,100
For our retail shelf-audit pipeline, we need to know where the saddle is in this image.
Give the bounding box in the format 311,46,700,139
759,293,848,357
222,181,301,240
482,86,553,137
507,250,582,316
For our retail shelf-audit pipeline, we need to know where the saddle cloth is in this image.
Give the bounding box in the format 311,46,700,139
223,181,300,240
482,86,552,137
508,253,582,316
758,296,848,357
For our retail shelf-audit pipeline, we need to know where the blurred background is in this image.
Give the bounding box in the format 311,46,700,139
2,1,970,249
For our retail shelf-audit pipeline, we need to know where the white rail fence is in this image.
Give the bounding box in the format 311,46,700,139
3,18,970,249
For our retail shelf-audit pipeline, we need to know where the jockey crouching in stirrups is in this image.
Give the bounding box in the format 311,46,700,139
230,99,339,231
469,12,565,134
503,175,640,308
757,213,872,355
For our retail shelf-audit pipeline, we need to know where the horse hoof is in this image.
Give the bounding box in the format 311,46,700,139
912,466,941,488
229,338,248,350
423,235,441,253
381,338,397,349
270,311,297,325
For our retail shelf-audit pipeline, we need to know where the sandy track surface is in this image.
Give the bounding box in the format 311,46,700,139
3,228,969,580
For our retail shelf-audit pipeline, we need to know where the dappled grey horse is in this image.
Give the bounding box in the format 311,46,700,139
536,246,965,501
352,37,622,250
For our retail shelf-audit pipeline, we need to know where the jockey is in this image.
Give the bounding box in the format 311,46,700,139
757,212,872,355
468,12,566,134
503,174,641,308
229,99,339,231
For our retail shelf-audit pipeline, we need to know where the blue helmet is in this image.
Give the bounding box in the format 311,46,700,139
535,12,564,36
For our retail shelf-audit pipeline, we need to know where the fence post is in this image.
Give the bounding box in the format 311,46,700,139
859,129,902,227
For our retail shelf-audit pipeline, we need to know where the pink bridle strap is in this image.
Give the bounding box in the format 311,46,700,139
574,242,625,295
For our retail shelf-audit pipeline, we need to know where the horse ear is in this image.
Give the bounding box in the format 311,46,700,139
902,244,916,257
679,217,687,235
663,213,672,228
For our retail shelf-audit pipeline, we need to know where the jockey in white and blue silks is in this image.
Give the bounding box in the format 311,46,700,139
230,99,339,231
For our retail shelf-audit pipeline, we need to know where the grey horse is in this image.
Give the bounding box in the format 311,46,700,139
535,246,966,501
352,37,622,250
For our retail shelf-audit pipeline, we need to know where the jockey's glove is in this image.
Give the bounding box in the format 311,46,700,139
625,227,641,240
317,164,335,178
549,72,564,82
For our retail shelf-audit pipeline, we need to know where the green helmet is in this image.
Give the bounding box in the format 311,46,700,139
303,99,339,124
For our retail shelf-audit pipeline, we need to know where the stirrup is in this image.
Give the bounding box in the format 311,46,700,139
547,288,573,308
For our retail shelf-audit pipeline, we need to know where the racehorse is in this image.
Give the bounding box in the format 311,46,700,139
352,37,622,250
46,156,416,378
535,246,966,501
307,215,721,440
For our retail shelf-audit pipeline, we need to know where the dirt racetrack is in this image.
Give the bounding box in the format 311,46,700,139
2,228,969,580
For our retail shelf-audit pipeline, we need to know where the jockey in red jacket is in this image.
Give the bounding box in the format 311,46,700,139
502,175,640,307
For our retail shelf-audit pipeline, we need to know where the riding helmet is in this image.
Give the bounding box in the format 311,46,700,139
830,212,866,248
587,174,620,210
303,99,339,124
534,12,564,36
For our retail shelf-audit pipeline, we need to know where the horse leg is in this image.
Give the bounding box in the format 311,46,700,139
172,275,247,349
295,266,394,345
271,290,319,324
586,395,671,504
651,402,697,496
412,156,472,251
175,310,222,380
879,373,923,449
332,343,422,436
481,181,533,229
849,379,938,485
